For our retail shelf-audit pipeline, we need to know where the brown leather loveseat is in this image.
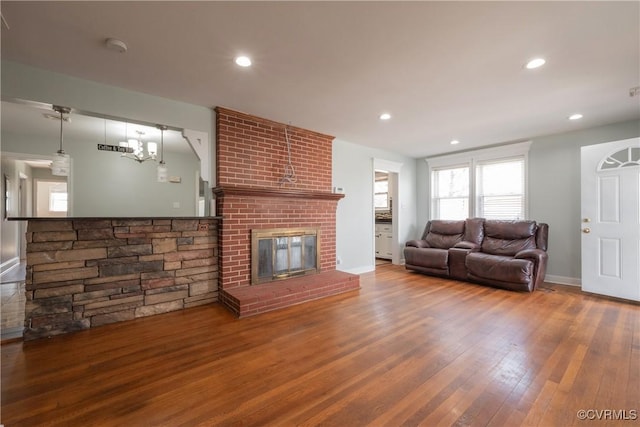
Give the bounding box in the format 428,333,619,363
404,218,548,292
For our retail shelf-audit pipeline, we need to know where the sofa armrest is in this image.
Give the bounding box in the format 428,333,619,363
515,248,548,264
453,241,481,251
515,248,549,291
406,239,430,248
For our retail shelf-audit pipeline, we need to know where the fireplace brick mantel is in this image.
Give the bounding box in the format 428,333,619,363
213,185,345,201
215,107,359,315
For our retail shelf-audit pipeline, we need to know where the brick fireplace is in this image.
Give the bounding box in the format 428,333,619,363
214,107,359,316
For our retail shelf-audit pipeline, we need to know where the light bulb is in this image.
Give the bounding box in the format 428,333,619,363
147,142,157,156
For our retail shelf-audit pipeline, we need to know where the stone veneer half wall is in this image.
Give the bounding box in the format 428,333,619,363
24,217,218,340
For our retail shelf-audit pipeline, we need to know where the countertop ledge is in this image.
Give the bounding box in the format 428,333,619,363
7,216,223,221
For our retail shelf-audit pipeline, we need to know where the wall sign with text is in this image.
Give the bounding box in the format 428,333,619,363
97,144,134,153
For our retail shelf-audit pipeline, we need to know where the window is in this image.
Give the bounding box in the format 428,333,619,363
476,158,525,219
49,189,68,212
36,180,68,217
431,166,469,220
427,142,530,220
374,173,390,210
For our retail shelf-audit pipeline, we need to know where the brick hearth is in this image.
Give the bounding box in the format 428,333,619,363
214,107,359,316
220,270,359,317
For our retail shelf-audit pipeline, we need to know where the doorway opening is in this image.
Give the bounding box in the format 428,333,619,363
374,170,393,265
373,167,400,269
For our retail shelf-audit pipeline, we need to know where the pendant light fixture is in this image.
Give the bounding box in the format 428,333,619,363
156,125,168,183
51,105,71,176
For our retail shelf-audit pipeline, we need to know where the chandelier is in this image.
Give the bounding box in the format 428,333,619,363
120,129,157,163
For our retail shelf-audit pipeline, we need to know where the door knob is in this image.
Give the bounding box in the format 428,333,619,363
582,228,591,234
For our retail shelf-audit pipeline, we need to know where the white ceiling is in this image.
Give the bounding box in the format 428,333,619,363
1,1,639,158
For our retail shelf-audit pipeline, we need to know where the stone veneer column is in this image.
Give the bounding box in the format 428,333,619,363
24,218,218,340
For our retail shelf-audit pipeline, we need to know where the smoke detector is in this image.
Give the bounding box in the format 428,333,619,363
105,38,127,53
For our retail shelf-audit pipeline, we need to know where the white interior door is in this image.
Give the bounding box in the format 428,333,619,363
581,137,640,301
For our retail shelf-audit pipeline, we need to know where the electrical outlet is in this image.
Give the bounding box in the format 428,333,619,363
198,224,209,231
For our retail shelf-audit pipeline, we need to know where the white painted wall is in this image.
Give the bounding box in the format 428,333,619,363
333,139,417,274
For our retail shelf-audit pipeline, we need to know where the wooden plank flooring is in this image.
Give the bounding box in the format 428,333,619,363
1,264,639,426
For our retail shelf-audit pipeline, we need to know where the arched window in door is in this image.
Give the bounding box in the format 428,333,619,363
598,147,640,170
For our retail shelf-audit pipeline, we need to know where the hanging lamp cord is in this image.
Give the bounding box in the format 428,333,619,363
58,109,65,154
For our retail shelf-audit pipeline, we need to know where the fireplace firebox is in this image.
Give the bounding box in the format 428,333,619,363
251,227,320,284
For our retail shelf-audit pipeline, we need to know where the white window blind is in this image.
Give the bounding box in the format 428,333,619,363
431,166,469,220
476,158,525,220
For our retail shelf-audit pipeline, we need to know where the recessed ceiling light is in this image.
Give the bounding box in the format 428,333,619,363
525,58,546,69
569,113,583,120
379,113,391,120
450,140,460,145
235,56,252,67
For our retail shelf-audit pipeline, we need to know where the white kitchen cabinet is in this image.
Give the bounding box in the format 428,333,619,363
375,223,393,259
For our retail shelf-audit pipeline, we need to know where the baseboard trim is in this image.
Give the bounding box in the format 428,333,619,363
0,257,20,276
339,265,375,275
545,274,581,287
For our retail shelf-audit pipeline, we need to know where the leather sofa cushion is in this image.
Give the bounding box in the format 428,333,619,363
404,247,448,269
482,220,537,256
425,220,464,249
482,236,536,256
466,253,533,284
484,220,536,239
405,239,429,248
430,220,465,235
464,217,485,245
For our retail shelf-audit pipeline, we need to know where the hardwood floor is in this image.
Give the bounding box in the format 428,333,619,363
0,281,25,341
1,265,638,426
